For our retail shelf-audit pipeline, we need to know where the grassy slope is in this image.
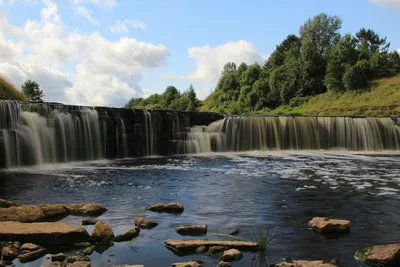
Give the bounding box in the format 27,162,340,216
268,75,400,116
0,76,27,101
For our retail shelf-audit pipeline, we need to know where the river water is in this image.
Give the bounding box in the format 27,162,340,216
1,151,400,267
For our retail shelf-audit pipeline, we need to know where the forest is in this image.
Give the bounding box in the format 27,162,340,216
125,13,400,114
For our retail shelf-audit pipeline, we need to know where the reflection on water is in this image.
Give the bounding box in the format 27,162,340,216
1,151,399,266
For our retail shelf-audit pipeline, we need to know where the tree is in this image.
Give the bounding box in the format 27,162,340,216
222,62,237,75
355,28,390,54
22,80,44,102
300,13,342,54
240,63,261,87
343,60,371,91
162,86,180,108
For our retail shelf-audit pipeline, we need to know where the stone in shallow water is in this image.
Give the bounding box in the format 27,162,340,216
0,221,90,245
208,246,230,254
1,246,20,259
52,253,67,262
275,260,338,267
217,262,231,267
114,227,140,242
171,261,202,267
134,217,158,229
66,262,90,267
222,249,242,261
308,217,351,233
18,248,48,263
82,219,97,225
20,243,42,251
91,221,115,243
0,199,21,208
67,255,91,263
355,244,400,266
0,206,45,222
147,202,184,213
175,225,207,236
39,204,70,219
165,240,258,253
64,204,107,216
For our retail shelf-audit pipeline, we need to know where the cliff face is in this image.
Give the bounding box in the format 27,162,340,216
0,101,224,168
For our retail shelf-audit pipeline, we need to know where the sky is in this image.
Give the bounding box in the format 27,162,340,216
0,0,400,108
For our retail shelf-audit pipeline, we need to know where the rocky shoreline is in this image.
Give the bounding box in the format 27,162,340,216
0,199,399,267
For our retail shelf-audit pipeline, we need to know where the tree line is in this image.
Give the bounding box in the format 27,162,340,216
125,84,200,111
200,13,400,113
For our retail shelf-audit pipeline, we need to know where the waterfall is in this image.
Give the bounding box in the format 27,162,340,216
182,116,400,152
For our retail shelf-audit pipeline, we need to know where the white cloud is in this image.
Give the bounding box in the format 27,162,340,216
369,0,400,8
72,0,116,9
74,6,100,26
109,19,146,33
8,0,39,4
196,88,212,101
0,0,169,107
397,48,400,54
164,40,264,83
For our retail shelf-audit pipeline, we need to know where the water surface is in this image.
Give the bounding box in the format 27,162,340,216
1,151,400,267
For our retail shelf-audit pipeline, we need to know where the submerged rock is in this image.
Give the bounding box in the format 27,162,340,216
275,260,338,267
52,253,67,262
0,199,21,208
171,261,202,267
67,255,91,263
20,243,42,251
1,246,20,259
39,204,70,220
134,217,158,229
0,221,90,245
114,265,144,267
355,244,400,266
308,217,351,233
64,204,106,216
114,227,140,242
196,246,207,253
175,225,207,236
222,249,242,261
208,246,230,254
82,219,97,226
91,221,114,243
18,248,48,263
217,262,231,267
147,202,184,213
66,261,90,267
165,240,258,253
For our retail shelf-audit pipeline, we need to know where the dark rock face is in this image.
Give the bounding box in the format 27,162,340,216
114,227,140,242
0,101,225,168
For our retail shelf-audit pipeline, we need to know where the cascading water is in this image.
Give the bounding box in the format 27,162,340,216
182,116,400,152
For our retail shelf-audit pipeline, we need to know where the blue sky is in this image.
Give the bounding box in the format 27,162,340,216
0,0,399,107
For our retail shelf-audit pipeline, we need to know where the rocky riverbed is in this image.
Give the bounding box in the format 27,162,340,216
0,152,399,266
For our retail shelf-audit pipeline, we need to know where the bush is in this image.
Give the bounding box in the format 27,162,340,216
343,60,371,91
289,96,312,107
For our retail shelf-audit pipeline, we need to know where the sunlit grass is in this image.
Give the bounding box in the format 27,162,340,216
252,224,279,251
0,76,27,101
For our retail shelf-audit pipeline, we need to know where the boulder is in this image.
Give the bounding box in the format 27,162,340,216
134,217,158,229
208,246,230,254
82,219,97,226
0,221,90,245
72,242,92,248
67,255,91,263
10,241,21,249
114,227,140,242
66,262,90,267
82,246,95,255
171,261,202,267
64,204,106,216
113,265,144,267
196,246,207,253
1,246,19,259
18,248,48,263
0,205,45,222
222,249,242,261
0,199,21,208
52,253,67,262
308,217,351,233
147,202,184,213
275,260,337,267
91,221,114,243
0,260,5,267
165,240,258,253
217,262,231,267
355,244,400,266
20,243,42,251
175,225,207,236
44,263,65,267
39,204,70,219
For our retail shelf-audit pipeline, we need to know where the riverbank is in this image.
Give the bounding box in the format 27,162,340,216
264,75,400,116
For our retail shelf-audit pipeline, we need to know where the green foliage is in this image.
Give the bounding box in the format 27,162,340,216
343,60,371,91
289,96,311,107
21,80,44,102
125,84,201,112
240,63,261,87
0,76,28,101
251,224,279,251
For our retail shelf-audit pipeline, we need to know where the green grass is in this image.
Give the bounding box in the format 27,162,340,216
271,75,400,116
0,76,27,101
251,224,279,251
